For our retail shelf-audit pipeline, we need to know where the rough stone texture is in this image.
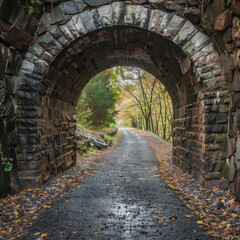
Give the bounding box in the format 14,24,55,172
0,0,239,200
214,9,231,31
183,8,201,23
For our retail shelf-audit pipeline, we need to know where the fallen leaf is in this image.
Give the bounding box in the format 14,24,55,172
41,233,48,238
140,230,148,234
184,215,192,218
34,232,41,236
43,205,51,209
197,221,204,225
153,215,165,222
93,232,97,236
169,185,175,189
8,228,12,233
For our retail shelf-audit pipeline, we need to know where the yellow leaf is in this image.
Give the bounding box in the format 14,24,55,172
93,232,97,236
197,221,204,225
69,179,72,182
31,195,35,198
41,233,48,238
8,228,12,233
126,165,128,167
0,231,7,234
14,211,19,216
184,215,192,218
227,224,231,228
34,232,41,236
231,213,237,218
221,199,225,203
65,200,69,202
43,205,51,209
28,189,32,191
169,185,175,189
145,177,149,180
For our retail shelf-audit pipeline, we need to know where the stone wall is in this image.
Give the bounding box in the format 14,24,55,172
0,0,239,200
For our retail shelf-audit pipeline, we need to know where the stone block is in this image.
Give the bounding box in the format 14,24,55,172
83,0,111,6
7,50,22,76
204,161,216,172
98,5,112,27
4,27,33,51
35,32,62,56
80,10,96,32
214,9,231,31
219,179,229,190
204,179,220,188
231,0,240,16
204,0,225,26
148,9,164,32
183,31,210,56
173,21,198,47
91,9,103,28
112,2,125,25
140,7,151,29
19,175,43,188
60,0,86,15
227,138,237,158
158,12,172,33
234,170,240,201
21,14,39,35
67,14,86,38
228,156,236,182
204,172,220,180
134,5,144,26
231,70,240,92
183,8,201,23
59,25,74,41
163,15,185,39
124,5,135,25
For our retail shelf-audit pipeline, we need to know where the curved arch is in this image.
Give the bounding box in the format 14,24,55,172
15,2,228,187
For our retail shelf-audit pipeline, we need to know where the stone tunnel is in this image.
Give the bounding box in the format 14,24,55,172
0,0,239,200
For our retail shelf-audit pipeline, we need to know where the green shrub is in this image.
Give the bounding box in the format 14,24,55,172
1,157,13,172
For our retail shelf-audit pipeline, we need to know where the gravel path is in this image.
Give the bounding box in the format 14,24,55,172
21,128,214,240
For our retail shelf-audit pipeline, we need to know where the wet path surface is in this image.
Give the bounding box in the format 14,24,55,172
22,128,214,240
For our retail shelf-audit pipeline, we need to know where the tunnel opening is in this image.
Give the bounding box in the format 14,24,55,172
14,5,228,190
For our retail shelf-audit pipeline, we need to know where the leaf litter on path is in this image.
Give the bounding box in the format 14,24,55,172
0,131,123,239
130,128,240,240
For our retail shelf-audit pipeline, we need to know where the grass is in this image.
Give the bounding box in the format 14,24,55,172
81,147,99,157
126,127,172,145
104,130,119,142
149,132,172,145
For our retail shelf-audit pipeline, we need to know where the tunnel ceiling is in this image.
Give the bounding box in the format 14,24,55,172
40,26,192,108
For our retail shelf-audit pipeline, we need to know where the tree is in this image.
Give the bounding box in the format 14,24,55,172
77,70,121,128
115,66,173,143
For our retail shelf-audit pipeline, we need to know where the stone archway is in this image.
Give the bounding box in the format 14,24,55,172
15,2,228,188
